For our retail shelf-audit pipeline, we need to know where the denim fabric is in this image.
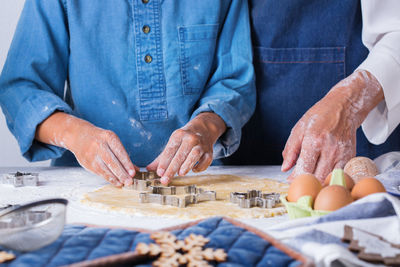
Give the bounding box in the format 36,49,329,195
224,0,400,165
0,0,255,166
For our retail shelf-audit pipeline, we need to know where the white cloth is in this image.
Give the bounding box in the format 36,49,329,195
266,193,400,267
358,0,400,145
264,154,400,266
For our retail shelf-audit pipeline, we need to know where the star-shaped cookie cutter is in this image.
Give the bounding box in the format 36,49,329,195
1,172,39,187
230,190,280,209
128,171,217,208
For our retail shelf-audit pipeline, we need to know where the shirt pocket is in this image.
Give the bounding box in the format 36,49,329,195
178,24,219,95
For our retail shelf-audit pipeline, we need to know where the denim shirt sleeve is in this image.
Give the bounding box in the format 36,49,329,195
191,0,256,159
0,0,72,161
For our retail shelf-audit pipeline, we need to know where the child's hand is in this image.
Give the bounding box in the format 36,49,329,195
36,112,138,187
147,112,226,185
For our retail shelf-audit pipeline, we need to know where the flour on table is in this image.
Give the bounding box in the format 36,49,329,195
81,174,288,219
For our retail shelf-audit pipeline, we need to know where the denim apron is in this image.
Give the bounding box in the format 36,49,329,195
223,0,400,165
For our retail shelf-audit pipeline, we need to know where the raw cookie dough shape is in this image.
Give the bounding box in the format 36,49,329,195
81,174,288,219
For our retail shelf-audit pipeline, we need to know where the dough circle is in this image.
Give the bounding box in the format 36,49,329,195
81,174,288,219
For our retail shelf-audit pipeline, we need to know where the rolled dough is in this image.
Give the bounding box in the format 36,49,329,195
81,174,288,219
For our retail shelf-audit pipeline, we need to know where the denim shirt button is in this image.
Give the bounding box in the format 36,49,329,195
142,0,149,4
142,25,150,34
144,54,152,63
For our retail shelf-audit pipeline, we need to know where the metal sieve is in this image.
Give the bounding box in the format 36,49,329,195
0,198,68,251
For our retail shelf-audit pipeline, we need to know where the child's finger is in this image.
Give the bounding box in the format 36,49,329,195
156,136,182,178
146,157,160,172
107,132,138,177
192,152,212,173
94,157,123,187
101,144,132,186
160,140,192,184
179,146,203,176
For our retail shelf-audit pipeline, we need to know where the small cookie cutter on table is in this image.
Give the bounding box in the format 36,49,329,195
230,190,281,209
1,172,39,187
128,171,217,208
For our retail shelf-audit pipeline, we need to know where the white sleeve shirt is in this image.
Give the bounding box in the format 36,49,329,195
358,0,400,145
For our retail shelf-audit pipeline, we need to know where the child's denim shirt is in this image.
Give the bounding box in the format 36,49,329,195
0,0,255,166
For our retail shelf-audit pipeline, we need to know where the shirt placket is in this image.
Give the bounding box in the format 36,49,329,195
133,0,167,121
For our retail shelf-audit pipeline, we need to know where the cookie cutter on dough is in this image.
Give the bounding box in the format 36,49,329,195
1,172,39,187
138,189,216,208
127,171,160,191
230,190,280,209
128,171,217,207
129,171,208,196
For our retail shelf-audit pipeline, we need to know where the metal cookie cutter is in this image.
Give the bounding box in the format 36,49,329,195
128,171,216,207
129,171,161,191
230,190,280,209
139,189,216,208
151,184,201,195
1,172,39,187
130,171,202,195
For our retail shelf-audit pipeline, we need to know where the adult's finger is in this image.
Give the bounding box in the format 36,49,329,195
179,146,203,176
192,152,212,173
282,124,304,172
313,148,337,182
287,137,320,181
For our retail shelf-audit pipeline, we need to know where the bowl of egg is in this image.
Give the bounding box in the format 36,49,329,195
281,157,386,219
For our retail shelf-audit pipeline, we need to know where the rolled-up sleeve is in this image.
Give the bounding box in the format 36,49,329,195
191,0,256,159
0,0,72,161
358,0,400,145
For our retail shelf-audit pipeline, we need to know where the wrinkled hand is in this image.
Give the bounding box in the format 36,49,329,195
147,112,226,185
282,70,384,182
36,113,138,187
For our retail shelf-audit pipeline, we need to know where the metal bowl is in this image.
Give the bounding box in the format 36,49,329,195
0,198,68,251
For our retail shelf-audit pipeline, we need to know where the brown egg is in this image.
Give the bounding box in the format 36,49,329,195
324,170,355,190
314,185,353,211
287,173,322,204
351,177,386,200
344,157,379,183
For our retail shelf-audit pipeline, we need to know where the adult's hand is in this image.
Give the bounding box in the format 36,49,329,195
147,112,226,185
36,112,138,187
282,70,384,182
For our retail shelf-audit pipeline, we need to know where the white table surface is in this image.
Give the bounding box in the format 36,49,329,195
0,166,291,232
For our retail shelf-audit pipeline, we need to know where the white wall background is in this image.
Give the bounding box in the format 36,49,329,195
0,0,50,167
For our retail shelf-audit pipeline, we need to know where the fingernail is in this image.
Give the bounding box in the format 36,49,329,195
157,168,165,177
128,169,135,177
160,176,169,185
125,178,132,186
